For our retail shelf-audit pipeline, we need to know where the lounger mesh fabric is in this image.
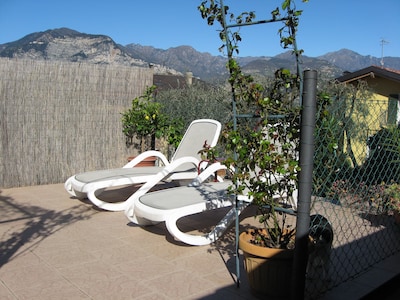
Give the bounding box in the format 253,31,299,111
138,181,233,210
74,167,195,183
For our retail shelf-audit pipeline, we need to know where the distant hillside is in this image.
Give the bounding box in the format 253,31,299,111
124,44,347,79
1,28,400,81
0,28,180,75
318,48,400,71
124,44,227,80
0,28,143,65
241,52,343,78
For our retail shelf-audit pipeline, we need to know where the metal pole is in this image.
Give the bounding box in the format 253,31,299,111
291,70,318,300
219,0,241,288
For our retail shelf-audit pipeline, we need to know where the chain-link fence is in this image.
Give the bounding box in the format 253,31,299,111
305,95,400,298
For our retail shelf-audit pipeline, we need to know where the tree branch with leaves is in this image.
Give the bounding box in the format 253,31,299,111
198,0,308,248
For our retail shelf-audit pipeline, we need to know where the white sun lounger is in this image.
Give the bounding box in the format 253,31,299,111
64,119,222,211
124,162,298,246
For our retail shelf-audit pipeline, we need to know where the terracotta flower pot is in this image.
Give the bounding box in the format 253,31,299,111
127,156,157,167
239,229,294,299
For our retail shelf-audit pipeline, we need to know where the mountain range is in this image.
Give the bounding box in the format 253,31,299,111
1,28,399,81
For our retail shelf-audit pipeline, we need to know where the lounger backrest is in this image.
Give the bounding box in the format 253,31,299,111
171,119,221,167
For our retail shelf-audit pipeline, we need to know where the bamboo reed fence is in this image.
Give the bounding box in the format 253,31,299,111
0,58,153,188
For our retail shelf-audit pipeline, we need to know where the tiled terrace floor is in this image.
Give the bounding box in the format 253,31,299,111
0,183,399,299
0,183,261,300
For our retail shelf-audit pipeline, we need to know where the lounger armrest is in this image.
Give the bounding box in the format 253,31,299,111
190,162,227,186
127,156,200,194
150,156,201,179
123,150,170,168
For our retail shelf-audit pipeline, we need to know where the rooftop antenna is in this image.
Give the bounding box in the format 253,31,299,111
380,38,389,67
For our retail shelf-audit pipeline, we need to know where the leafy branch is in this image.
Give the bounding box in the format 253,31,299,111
121,86,183,152
198,0,307,248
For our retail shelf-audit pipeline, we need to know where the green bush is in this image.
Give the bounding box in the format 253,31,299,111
155,83,231,129
358,125,400,184
121,86,184,152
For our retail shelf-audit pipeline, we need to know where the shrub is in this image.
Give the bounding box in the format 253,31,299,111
359,125,400,184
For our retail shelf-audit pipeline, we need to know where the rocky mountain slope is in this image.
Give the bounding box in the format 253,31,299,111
318,48,400,72
1,28,399,81
124,44,345,79
0,28,179,75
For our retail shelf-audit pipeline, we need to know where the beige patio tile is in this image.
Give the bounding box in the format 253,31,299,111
71,233,127,251
0,263,66,292
140,239,205,261
37,228,91,246
34,247,98,269
0,224,69,259
1,184,64,205
0,250,42,271
120,224,173,247
30,237,82,256
0,212,31,231
145,269,219,299
90,244,151,265
74,220,153,244
134,292,171,300
208,236,238,264
203,268,239,287
2,183,399,300
58,260,125,285
114,255,176,280
77,275,152,300
0,281,16,300
171,249,228,275
12,283,89,300
82,213,129,231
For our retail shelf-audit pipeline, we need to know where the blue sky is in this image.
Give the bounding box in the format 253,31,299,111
0,0,399,59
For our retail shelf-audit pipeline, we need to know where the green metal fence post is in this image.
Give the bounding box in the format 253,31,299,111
291,69,318,300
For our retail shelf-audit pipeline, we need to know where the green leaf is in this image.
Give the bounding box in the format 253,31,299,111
282,0,290,10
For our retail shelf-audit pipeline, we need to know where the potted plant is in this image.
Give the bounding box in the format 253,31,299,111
121,86,183,165
199,0,305,297
229,68,300,298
